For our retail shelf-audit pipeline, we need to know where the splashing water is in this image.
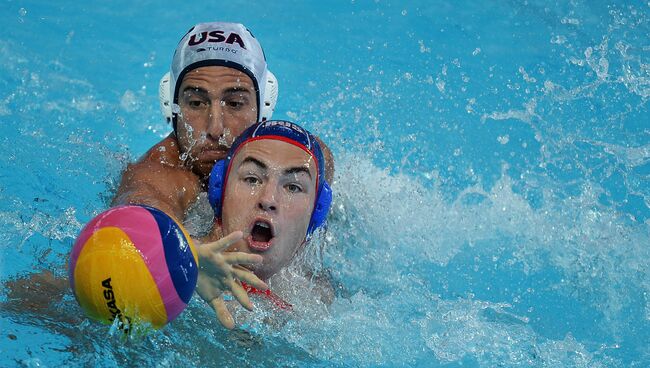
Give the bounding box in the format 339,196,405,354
0,1,648,367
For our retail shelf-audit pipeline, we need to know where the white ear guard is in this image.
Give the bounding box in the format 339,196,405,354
260,71,278,121
159,72,172,123
158,70,278,124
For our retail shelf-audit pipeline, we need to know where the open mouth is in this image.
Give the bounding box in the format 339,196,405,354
248,220,274,251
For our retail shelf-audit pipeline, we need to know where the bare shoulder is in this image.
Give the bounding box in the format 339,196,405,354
137,134,181,166
112,135,201,221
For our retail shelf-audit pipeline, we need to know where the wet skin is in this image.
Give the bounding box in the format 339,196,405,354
221,139,318,281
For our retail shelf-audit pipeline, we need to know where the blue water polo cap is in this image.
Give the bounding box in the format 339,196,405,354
208,120,332,239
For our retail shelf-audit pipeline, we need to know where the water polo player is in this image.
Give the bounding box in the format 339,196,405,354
111,22,334,325
196,120,332,328
113,21,278,220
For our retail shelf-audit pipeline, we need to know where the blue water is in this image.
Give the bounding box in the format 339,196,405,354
1,1,649,367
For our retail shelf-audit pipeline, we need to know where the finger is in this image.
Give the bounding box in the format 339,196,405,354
196,272,223,303
223,252,263,265
232,267,268,291
203,231,244,253
229,279,254,311
210,297,235,330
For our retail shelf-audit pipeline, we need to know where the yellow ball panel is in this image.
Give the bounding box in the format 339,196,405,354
73,226,168,329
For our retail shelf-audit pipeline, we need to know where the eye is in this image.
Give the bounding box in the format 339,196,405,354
223,96,249,110
285,183,303,193
186,98,207,109
243,175,260,186
226,100,243,108
181,89,209,109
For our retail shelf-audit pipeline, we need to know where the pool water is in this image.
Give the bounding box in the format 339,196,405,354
1,1,649,367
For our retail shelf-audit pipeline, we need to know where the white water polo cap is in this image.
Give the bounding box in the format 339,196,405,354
163,22,277,127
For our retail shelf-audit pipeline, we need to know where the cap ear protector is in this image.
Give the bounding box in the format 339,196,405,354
260,71,278,121
307,181,332,238
207,120,332,240
207,159,227,218
159,72,172,123
158,69,278,125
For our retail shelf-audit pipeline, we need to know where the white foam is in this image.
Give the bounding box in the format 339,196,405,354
273,152,650,365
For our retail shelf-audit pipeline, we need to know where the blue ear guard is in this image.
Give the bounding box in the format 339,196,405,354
207,120,333,240
208,159,227,218
306,181,332,239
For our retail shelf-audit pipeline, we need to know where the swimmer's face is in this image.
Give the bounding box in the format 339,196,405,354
221,139,317,280
176,66,258,177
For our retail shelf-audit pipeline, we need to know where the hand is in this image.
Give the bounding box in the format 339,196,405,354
195,231,268,329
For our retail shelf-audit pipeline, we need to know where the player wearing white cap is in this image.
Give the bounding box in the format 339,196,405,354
112,22,333,328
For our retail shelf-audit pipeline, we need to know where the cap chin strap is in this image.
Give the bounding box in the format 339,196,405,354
158,70,278,124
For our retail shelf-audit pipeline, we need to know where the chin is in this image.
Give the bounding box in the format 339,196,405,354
192,161,214,178
253,268,273,281
253,258,284,281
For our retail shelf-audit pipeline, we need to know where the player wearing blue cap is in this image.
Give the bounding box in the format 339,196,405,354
196,120,332,327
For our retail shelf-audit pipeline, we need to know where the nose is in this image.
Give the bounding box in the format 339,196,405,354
257,181,277,212
206,102,225,141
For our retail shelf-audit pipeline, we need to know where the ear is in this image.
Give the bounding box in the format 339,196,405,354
208,160,227,217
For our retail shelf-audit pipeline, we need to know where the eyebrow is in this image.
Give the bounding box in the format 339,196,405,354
182,86,209,98
223,86,253,96
241,157,267,170
240,156,313,180
284,166,313,180
182,85,253,98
